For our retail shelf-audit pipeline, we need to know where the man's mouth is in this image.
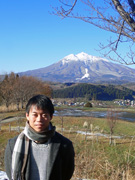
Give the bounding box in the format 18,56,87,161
35,124,43,127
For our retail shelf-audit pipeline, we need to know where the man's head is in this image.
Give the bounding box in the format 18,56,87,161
26,95,54,117
26,95,54,132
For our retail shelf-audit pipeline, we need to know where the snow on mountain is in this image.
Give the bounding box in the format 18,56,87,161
62,52,109,65
76,68,90,81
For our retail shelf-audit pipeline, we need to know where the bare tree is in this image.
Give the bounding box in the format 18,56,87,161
107,108,117,145
53,0,135,65
12,74,21,110
0,73,53,110
0,72,17,110
40,83,53,98
13,76,53,109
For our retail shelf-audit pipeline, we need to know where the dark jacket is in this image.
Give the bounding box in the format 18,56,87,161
4,131,75,180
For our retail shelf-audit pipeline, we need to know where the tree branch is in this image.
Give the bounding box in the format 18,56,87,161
53,0,135,65
58,0,77,16
128,0,135,16
112,0,135,31
115,20,125,49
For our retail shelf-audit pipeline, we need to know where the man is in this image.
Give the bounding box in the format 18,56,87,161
4,95,75,180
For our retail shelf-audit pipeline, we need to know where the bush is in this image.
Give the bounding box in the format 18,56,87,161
84,102,92,107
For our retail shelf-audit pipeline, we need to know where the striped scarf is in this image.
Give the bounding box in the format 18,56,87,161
11,122,55,180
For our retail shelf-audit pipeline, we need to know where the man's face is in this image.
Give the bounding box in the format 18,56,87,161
26,105,52,132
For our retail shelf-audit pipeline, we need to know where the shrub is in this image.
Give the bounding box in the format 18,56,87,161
84,102,92,107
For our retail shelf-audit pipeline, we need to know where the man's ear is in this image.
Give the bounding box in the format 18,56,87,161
26,113,29,121
50,115,53,121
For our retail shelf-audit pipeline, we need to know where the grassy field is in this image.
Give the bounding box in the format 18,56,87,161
1,107,135,179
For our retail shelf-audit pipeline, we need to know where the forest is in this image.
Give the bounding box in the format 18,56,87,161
53,83,135,100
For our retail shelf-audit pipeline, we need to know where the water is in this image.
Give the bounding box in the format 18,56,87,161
54,109,135,122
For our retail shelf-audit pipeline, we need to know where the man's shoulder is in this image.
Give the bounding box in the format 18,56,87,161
53,132,74,155
54,131,72,145
5,135,19,153
8,135,18,145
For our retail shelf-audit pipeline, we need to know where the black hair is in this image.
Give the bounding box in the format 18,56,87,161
26,95,54,117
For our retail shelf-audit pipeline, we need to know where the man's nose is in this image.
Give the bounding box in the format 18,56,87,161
37,115,43,121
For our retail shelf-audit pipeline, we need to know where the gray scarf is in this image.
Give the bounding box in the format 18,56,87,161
12,122,55,180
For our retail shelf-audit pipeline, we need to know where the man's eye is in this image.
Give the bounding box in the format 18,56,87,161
43,114,47,118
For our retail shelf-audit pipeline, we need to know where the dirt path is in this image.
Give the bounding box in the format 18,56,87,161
0,116,25,124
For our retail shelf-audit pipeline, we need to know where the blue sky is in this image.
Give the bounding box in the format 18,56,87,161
0,0,134,74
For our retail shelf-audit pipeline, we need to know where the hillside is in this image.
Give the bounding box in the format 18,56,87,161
53,83,135,100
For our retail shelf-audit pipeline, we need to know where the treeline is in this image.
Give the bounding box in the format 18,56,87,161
53,83,135,100
0,72,52,110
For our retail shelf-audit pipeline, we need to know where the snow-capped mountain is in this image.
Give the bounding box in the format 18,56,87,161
19,52,135,83
62,52,109,64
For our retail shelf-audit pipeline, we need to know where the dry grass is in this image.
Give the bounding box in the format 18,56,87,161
53,116,135,180
71,135,135,180
0,104,20,112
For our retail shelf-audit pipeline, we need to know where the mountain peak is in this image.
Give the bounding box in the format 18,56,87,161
61,52,109,65
76,52,91,60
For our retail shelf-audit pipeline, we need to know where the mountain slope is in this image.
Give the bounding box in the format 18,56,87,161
19,52,135,83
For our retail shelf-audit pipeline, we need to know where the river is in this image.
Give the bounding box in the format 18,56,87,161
54,109,135,122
